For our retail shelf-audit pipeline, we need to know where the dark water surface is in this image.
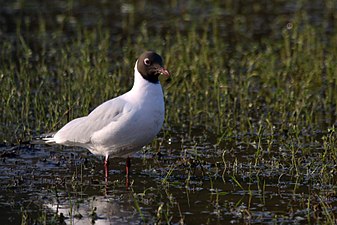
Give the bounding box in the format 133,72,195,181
1,128,336,224
1,0,337,224
0,129,329,224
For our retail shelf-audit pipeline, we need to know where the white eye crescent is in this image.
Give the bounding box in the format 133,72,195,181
144,58,151,66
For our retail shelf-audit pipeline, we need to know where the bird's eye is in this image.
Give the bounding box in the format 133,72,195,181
144,58,151,66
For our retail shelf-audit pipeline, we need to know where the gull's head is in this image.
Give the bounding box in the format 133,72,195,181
137,51,170,83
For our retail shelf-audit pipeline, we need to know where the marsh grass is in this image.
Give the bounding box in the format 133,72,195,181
1,11,336,143
1,1,337,224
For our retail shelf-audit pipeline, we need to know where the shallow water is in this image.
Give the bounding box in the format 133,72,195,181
1,0,337,224
1,127,336,224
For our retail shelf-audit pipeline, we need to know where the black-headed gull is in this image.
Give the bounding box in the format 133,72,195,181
44,51,170,181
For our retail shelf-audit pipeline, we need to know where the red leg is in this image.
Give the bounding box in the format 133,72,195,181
126,157,131,188
104,155,109,183
126,157,131,177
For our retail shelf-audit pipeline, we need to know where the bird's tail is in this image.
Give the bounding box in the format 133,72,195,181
31,132,57,145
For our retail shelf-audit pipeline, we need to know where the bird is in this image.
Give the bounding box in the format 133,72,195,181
43,51,170,183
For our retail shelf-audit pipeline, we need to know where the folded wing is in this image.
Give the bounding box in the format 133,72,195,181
50,98,128,146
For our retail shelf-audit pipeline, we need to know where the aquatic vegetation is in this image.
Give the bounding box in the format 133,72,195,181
1,0,337,224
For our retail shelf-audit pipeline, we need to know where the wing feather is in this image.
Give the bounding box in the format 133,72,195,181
53,97,127,145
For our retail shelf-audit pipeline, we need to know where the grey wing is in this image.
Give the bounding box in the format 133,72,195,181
53,98,127,145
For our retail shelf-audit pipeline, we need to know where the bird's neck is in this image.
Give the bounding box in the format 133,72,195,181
128,63,163,101
132,62,161,89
